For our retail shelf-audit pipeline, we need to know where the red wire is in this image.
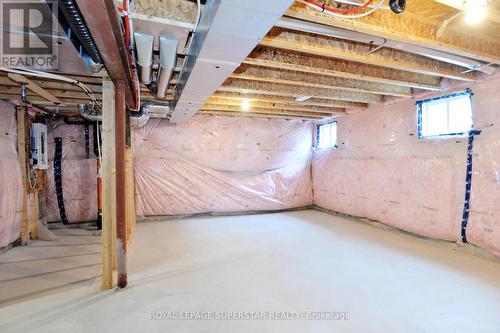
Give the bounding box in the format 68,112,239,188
305,0,374,14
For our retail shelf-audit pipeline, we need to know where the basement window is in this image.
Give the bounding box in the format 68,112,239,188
316,122,337,149
417,90,473,139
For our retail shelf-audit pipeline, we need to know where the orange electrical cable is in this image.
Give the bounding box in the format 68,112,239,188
304,0,374,14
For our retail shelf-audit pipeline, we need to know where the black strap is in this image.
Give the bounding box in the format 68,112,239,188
84,124,90,159
460,130,481,242
54,137,69,225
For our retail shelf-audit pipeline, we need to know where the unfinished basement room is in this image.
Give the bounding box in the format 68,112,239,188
0,0,500,332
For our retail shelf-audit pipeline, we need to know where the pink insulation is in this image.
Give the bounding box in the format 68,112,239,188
313,72,500,256
133,115,313,216
44,121,98,223
0,102,22,247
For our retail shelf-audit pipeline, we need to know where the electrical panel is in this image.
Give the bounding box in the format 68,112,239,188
30,123,48,170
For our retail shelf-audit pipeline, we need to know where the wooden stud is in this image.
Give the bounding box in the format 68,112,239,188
16,107,30,245
101,79,116,290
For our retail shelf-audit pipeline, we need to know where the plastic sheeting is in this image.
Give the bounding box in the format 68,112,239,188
133,115,313,216
44,120,98,223
0,102,22,247
313,72,500,256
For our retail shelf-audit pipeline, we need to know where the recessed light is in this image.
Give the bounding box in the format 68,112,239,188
241,99,250,111
295,96,311,102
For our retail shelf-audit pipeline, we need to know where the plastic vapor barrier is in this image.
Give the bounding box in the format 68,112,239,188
313,72,500,256
0,102,22,247
133,115,313,216
44,120,98,223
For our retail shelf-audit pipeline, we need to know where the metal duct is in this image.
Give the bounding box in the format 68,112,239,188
79,104,102,121
171,0,295,123
134,32,154,84
130,105,151,128
141,103,173,119
156,36,178,98
58,0,102,64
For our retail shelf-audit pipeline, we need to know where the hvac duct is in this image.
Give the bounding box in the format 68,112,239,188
130,105,150,128
79,104,102,122
141,103,173,119
134,32,154,85
156,36,178,98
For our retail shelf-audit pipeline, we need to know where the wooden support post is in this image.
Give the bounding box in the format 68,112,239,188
115,79,128,289
16,107,30,245
101,79,116,289
125,132,136,242
29,192,39,240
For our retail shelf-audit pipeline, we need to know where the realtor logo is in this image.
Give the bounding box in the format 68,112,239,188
0,0,58,69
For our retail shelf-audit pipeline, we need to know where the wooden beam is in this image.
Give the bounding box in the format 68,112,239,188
245,48,441,91
232,65,413,97
261,28,475,81
286,2,500,64
101,79,115,290
8,74,64,105
75,0,136,108
16,107,30,245
221,78,382,103
212,91,367,108
202,104,334,117
206,96,345,113
198,110,321,120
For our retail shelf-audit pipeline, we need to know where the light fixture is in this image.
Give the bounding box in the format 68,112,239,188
464,0,488,25
295,96,312,102
241,99,250,111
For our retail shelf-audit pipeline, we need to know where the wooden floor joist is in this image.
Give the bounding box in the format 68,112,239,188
212,92,367,109
206,97,345,114
198,110,322,120
221,79,383,104
244,48,442,91
286,2,500,64
201,104,337,118
232,65,413,97
260,28,475,81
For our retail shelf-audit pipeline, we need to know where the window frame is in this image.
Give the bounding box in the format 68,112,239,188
316,121,338,150
417,89,473,140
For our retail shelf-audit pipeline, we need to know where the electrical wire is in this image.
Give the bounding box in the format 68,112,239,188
305,0,374,13
302,0,385,19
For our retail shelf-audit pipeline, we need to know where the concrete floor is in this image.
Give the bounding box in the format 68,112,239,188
0,210,499,333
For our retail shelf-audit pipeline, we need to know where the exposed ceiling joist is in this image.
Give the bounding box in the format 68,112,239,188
198,110,319,120
260,28,475,81
212,92,367,109
245,48,442,91
286,2,500,64
202,104,336,118
7,74,64,105
232,65,413,97
206,97,345,114
221,79,383,103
